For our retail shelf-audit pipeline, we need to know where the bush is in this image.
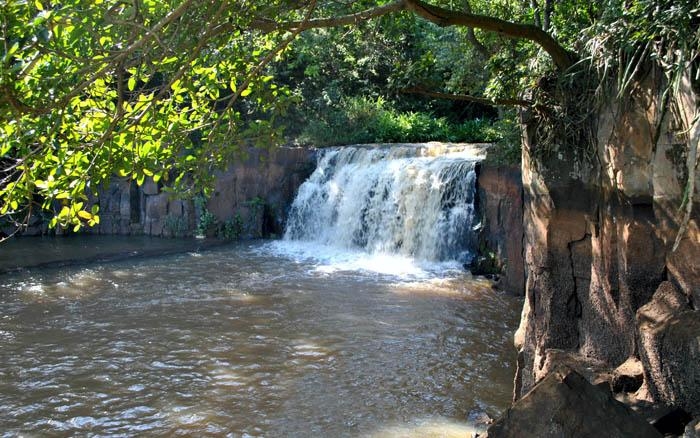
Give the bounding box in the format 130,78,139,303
299,96,516,148
195,210,218,237
219,215,243,240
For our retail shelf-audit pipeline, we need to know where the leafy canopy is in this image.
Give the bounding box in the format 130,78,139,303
1,0,697,235
1,0,299,232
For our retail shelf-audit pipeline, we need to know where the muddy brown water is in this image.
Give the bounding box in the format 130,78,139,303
0,238,520,437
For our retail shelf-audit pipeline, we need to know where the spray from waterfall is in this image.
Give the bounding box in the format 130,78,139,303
284,145,483,263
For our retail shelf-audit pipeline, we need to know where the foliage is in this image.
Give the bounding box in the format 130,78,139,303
219,214,243,240
1,0,296,235
482,111,522,166
2,0,696,238
195,209,217,238
299,95,505,146
245,196,266,210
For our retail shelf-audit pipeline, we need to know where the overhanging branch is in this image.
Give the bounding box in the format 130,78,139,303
402,86,532,107
251,1,406,32
404,0,574,70
254,0,574,70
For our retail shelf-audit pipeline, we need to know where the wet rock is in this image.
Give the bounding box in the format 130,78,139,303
467,408,494,428
144,193,169,236
468,255,501,277
488,367,661,438
80,146,315,238
538,349,610,388
475,164,525,295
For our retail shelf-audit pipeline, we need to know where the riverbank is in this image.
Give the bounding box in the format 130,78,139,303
0,235,225,275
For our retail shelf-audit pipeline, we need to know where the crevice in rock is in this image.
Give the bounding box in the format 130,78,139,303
567,233,590,320
129,182,140,224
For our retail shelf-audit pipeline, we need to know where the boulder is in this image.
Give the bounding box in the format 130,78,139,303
611,356,645,393
637,281,699,415
488,367,661,438
683,418,700,438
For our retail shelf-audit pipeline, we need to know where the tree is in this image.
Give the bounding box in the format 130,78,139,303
1,0,697,237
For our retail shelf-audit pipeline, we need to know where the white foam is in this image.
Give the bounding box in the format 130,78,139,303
284,146,479,264
261,240,464,279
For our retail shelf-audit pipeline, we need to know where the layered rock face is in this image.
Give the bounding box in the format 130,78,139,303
89,146,316,238
514,67,699,418
475,164,525,295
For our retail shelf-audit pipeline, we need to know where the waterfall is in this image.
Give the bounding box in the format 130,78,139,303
284,145,483,263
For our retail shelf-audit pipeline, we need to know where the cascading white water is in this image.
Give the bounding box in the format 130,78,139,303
284,145,483,263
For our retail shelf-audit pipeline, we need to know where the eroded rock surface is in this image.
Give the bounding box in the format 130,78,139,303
488,367,661,438
515,65,700,420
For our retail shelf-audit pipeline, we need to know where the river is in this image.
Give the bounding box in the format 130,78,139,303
0,237,520,437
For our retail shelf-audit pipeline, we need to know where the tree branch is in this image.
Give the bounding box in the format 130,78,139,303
254,0,573,70
251,1,406,32
402,86,532,107
403,0,575,70
463,1,491,59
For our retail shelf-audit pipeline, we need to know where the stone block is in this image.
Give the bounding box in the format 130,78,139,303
488,367,661,438
142,178,159,195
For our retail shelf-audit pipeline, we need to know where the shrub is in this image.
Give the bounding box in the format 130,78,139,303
219,214,243,240
195,210,218,238
298,96,517,148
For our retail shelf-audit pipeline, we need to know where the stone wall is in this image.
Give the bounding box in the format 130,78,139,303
515,66,699,417
88,146,316,238
475,163,525,295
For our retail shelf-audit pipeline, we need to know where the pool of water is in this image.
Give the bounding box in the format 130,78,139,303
0,237,520,437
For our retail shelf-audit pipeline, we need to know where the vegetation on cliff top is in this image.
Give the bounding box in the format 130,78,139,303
1,0,698,236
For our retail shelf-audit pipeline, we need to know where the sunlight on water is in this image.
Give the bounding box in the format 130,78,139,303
0,234,520,436
366,416,482,438
17,268,113,302
389,277,495,298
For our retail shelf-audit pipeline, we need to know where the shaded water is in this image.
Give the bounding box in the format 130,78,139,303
0,239,520,437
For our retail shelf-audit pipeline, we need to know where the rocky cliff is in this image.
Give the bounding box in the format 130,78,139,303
475,164,525,295
514,66,699,419
89,146,316,238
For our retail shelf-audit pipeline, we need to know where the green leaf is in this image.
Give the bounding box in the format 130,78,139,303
77,210,92,220
241,88,252,97
34,0,43,10
128,76,136,91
